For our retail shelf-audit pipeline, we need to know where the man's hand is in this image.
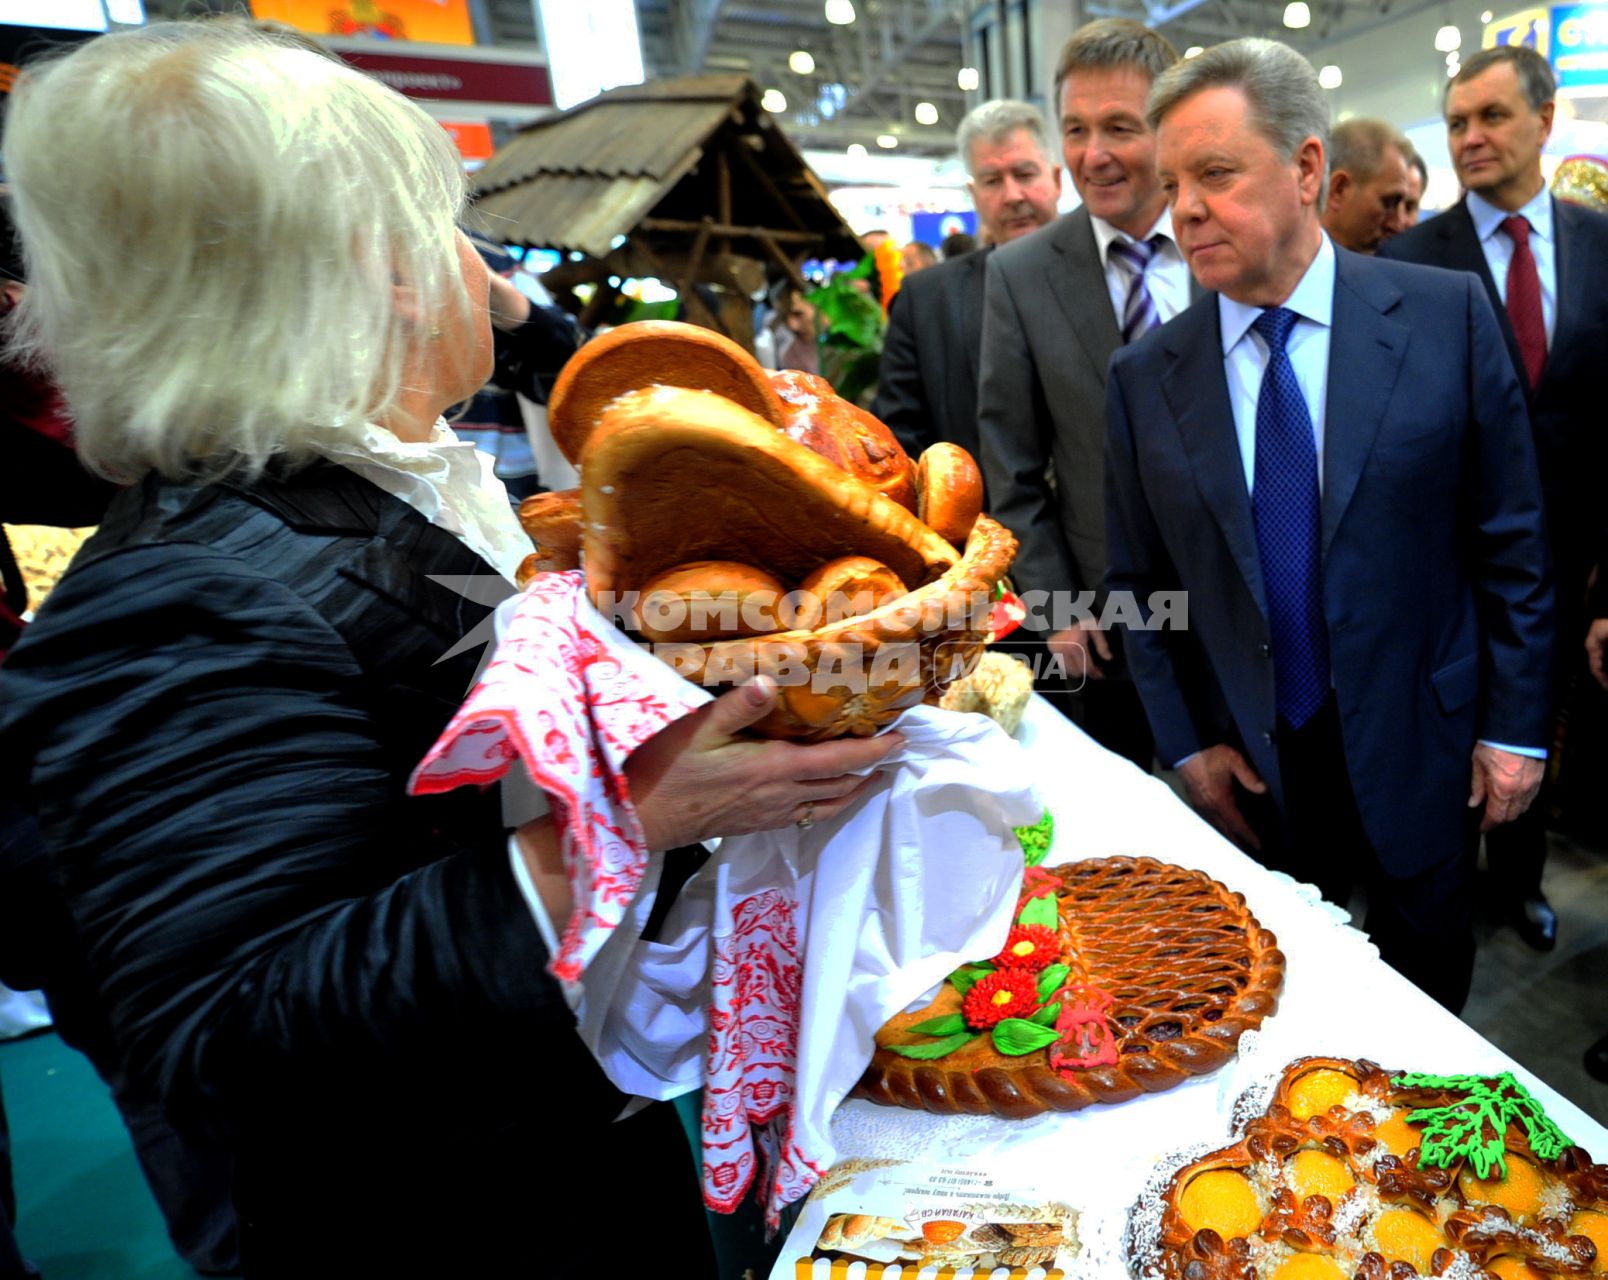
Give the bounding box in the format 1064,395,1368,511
1587,618,1608,691
1048,622,1113,683
1468,743,1545,831
1177,745,1267,851
623,677,903,851
486,271,532,332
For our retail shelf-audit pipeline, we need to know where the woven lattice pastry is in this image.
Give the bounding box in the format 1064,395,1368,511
854,857,1285,1119
1132,1056,1608,1280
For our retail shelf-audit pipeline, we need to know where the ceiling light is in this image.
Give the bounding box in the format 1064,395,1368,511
1184,45,1204,58
1481,9,1493,21
877,133,899,149
847,142,868,158
789,50,816,75
1318,63,1342,88
1435,24,1462,51
957,65,979,91
1446,50,1461,66
1283,1,1311,28
824,0,856,25
914,101,939,125
1447,59,1461,76
761,88,788,113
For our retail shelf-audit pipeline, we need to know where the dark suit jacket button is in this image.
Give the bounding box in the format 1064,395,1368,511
1259,642,1271,658
1263,730,1276,746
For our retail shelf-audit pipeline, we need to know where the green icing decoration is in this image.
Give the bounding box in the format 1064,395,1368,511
1014,810,1056,868
1030,1002,1062,1027
949,963,995,997
908,1013,968,1037
992,1018,1061,1056
886,1031,978,1060
1036,964,1071,1001
1017,893,1057,930
1391,1072,1574,1179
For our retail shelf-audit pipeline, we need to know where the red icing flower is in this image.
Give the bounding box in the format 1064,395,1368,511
961,970,1040,1029
991,924,1059,972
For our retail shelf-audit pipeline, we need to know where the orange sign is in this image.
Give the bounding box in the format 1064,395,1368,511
250,0,476,46
440,120,494,164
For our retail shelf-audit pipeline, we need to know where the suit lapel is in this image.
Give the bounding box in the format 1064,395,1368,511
1047,209,1123,379
1438,199,1526,381
1159,299,1268,616
1547,195,1588,376
1323,253,1408,555
958,247,990,387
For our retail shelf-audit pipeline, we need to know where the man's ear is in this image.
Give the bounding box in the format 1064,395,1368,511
1297,137,1327,207
1328,168,1352,205
1538,98,1555,147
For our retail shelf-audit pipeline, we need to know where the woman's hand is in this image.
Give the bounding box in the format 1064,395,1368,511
624,677,904,850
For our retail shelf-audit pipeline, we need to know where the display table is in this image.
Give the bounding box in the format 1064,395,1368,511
777,696,1607,1278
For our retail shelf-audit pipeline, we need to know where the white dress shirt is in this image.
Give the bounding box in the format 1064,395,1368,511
1218,233,1335,496
1092,208,1191,330
1466,186,1557,344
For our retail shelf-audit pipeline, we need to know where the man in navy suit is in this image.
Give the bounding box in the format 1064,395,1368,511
1380,45,1608,952
1103,38,1554,1011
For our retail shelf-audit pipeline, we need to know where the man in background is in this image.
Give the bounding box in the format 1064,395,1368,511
900,240,938,276
1402,145,1428,227
1321,117,1414,253
1383,44,1608,952
1105,37,1552,1011
872,99,1061,462
977,19,1185,766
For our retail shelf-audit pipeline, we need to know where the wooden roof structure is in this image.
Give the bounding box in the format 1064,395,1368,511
470,74,865,343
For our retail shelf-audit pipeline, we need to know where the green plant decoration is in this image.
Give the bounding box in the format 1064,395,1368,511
1392,1072,1573,1179
1014,810,1056,868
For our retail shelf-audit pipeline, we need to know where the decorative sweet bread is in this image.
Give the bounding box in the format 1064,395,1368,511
636,561,786,644
547,320,787,465
516,488,583,572
854,853,1284,1118
916,442,985,547
1129,1057,1607,1280
791,555,908,628
940,651,1035,736
770,368,919,512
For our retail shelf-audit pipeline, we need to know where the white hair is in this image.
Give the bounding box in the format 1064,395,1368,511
2,22,469,482
955,100,1055,177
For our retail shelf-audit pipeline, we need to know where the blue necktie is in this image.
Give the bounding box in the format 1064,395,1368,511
1108,235,1163,343
1250,307,1329,729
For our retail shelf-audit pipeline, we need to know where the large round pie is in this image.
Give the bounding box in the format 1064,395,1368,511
854,856,1285,1119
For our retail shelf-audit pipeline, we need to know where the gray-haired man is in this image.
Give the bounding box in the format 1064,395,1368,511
872,99,1061,462
1322,117,1414,253
976,18,1185,766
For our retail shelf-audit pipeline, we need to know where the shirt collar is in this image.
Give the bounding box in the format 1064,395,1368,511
1467,185,1553,244
1218,231,1336,355
1091,207,1178,267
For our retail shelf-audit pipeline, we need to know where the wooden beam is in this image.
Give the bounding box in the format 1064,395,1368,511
640,217,819,244
729,137,812,233
755,229,808,295
633,237,731,339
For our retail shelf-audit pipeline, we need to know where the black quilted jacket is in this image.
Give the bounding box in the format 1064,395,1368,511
0,463,650,1271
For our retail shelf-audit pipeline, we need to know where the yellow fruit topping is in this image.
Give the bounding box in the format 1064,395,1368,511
1374,1209,1447,1273
1488,1257,1546,1280
1372,1112,1422,1160
1568,1210,1608,1271
1287,1150,1356,1202
1458,1155,1544,1222
1179,1170,1263,1240
1288,1068,1359,1120
1271,1255,1350,1280
922,1220,967,1244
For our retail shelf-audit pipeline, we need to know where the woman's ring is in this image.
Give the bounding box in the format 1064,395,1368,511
797,802,816,830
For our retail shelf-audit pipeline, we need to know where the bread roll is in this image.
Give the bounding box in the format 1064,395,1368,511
788,555,907,629
516,488,584,571
548,321,786,465
636,560,786,644
916,442,984,546
771,369,918,512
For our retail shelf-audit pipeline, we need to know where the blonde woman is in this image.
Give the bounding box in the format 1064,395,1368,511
0,23,897,1273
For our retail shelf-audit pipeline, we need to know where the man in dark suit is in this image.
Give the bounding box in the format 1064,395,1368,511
1104,38,1554,1012
1380,45,1608,951
872,99,1062,462
977,19,1186,769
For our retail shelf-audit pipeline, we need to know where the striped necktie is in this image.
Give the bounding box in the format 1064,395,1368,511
1109,235,1163,343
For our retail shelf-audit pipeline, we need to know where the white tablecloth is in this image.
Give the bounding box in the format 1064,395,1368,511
792,696,1608,1279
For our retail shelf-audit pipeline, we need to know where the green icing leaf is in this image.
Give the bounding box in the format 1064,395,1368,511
908,1013,968,1037
1030,1002,1062,1027
1013,810,1056,867
1036,964,1071,1001
1017,893,1058,929
992,1018,1061,1056
885,1031,978,1060
1392,1071,1574,1179
948,963,995,997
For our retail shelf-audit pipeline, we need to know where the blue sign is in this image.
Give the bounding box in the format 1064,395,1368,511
1551,3,1608,87
910,210,977,247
